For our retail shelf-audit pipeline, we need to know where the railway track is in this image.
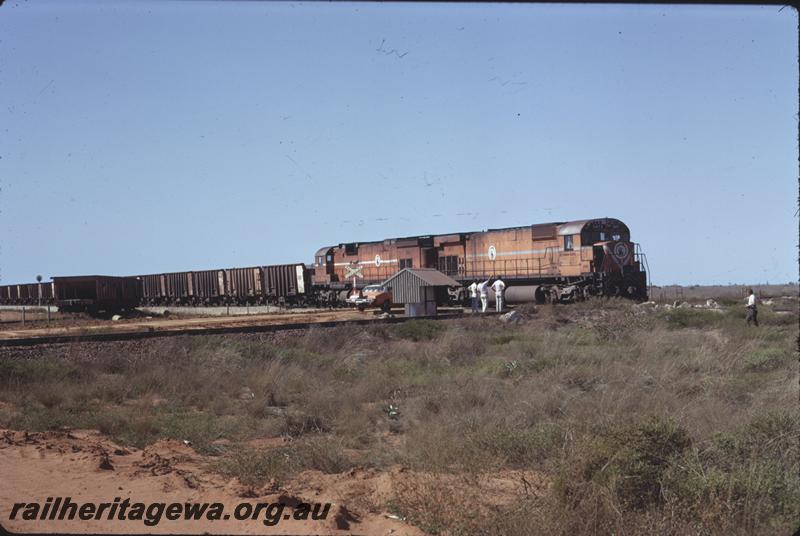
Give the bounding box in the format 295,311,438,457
0,309,466,347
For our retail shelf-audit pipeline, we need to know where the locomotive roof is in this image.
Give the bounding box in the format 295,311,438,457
330,218,627,247
557,218,628,236
314,246,334,257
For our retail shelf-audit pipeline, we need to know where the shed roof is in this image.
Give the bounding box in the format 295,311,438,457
383,268,460,288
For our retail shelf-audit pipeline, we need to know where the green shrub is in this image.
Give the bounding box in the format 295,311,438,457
491,334,516,345
152,411,257,454
743,347,790,371
291,435,350,474
663,455,800,531
659,308,729,329
216,436,349,488
559,417,691,510
0,359,83,385
396,319,446,341
470,423,561,468
216,447,292,487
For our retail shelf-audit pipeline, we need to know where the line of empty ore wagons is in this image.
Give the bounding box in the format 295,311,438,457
0,264,313,312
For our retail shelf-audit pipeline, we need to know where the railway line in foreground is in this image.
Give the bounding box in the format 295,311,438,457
0,308,466,348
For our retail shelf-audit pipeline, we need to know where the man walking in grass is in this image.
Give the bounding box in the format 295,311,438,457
745,288,759,327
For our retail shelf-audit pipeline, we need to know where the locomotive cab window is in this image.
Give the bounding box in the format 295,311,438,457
563,235,574,251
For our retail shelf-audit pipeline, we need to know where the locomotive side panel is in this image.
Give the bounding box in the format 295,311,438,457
332,241,425,285
434,234,466,277
555,225,586,278
465,227,561,280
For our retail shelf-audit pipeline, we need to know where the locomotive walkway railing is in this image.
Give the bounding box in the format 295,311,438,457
461,256,558,280
634,243,652,296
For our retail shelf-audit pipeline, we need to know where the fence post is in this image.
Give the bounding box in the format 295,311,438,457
22,307,25,326
47,306,51,325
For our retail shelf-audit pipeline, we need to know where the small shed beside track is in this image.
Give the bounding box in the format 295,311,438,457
382,268,460,317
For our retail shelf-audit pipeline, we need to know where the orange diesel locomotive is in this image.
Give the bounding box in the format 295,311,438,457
312,218,649,303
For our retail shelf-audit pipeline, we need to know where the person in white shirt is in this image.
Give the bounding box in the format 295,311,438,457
477,278,491,313
467,280,479,313
745,288,758,327
492,276,506,312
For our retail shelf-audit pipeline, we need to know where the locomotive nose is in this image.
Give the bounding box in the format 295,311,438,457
611,241,632,265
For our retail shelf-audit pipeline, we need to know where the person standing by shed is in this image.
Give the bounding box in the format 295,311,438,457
745,288,759,327
477,277,491,313
468,280,479,313
492,276,506,312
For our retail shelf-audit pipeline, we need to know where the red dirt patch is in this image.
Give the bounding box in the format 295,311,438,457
0,429,426,535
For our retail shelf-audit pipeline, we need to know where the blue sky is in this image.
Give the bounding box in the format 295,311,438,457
1,1,797,285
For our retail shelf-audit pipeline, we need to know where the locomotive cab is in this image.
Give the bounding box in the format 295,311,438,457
313,246,336,284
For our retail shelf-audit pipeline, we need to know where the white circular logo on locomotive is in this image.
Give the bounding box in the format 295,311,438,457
613,242,630,260
488,245,497,261
374,255,381,267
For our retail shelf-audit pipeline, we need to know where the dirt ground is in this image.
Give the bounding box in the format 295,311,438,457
0,429,546,535
0,429,433,535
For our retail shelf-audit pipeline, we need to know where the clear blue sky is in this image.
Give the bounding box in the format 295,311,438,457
1,1,797,285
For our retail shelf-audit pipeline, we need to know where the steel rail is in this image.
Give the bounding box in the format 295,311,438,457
0,312,467,348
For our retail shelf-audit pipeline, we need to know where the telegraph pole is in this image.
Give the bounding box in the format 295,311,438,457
36,274,42,308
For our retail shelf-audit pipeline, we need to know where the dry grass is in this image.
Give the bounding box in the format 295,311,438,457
0,296,797,535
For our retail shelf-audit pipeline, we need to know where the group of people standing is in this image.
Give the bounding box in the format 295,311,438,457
467,276,506,313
